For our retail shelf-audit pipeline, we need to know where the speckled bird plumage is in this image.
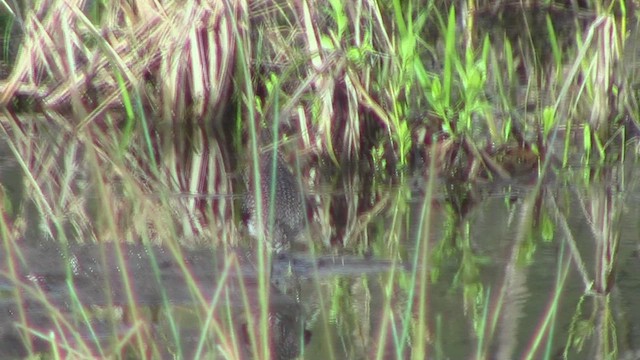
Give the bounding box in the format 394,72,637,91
243,151,306,253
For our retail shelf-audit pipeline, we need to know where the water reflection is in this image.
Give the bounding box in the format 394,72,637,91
3,140,640,359
0,239,399,359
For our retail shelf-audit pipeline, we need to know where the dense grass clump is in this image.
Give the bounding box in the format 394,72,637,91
0,0,637,358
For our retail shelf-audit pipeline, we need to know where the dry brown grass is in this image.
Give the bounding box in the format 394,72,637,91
0,0,249,243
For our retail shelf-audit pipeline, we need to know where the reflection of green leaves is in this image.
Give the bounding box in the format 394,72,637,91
450,224,489,318
571,318,595,351
565,294,596,357
583,124,592,159
459,244,488,332
329,278,348,320
457,248,480,284
429,237,451,283
518,234,537,265
565,296,619,359
465,283,484,329
430,210,457,282
429,216,490,334
541,212,555,242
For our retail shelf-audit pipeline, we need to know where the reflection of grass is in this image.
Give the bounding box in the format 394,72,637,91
0,0,636,358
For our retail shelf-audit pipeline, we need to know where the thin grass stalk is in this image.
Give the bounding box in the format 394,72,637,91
478,246,504,358
60,7,88,122
113,68,136,152
162,236,211,310
372,275,394,360
589,15,618,137
64,277,107,357
474,289,491,359
52,1,139,103
22,328,77,358
221,290,242,359
50,331,62,360
141,218,204,356
522,241,571,360
0,111,59,240
106,228,148,355
383,0,410,165
411,140,437,359
545,14,563,75
300,0,338,161
563,294,590,357
267,89,280,245
542,245,566,359
0,212,34,356
193,256,235,359
117,52,159,176
12,279,95,356
74,174,116,356
224,0,271,358
110,321,148,357
596,296,618,359
489,40,511,139
235,255,265,359
371,192,410,358
478,36,499,141
303,181,336,360
432,314,441,359
584,167,621,296
554,16,606,113
548,191,592,290
29,15,64,80
443,5,456,118
489,186,545,359
86,143,150,355
139,242,184,359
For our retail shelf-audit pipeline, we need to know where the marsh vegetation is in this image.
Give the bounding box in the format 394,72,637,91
0,0,639,359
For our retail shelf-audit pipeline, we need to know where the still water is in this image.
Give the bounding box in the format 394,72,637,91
0,148,639,360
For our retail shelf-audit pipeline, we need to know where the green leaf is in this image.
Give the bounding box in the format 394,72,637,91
583,124,592,154
542,107,556,138
541,212,554,242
